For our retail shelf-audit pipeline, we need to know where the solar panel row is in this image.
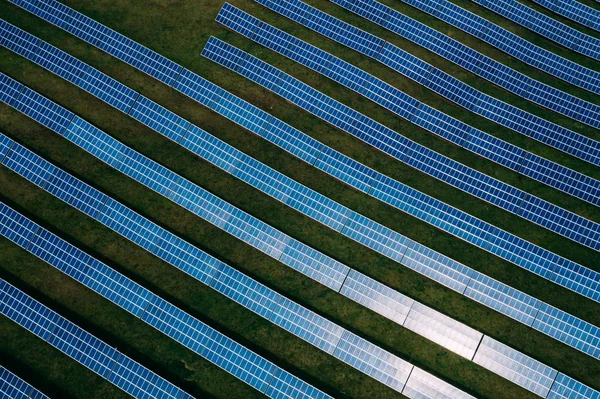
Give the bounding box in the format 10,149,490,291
0,204,335,399
469,0,600,60
1,80,599,399
354,0,600,86
1,189,599,399
323,0,600,124
0,143,480,399
0,280,197,399
0,366,48,399
250,1,600,169
6,5,600,274
217,3,600,205
2,26,598,363
531,0,600,32
0,78,492,365
200,38,600,295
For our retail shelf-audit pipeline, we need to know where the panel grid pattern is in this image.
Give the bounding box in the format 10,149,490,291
200,37,600,301
325,0,600,125
240,0,600,168
337,0,600,91
0,202,333,399
0,366,49,399
1,93,598,399
1,31,598,363
0,280,192,399
0,157,475,398
469,0,600,60
530,0,600,33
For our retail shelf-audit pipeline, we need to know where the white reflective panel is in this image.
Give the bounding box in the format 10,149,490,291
473,336,557,397
403,367,476,399
404,303,482,360
339,270,414,325
333,330,413,393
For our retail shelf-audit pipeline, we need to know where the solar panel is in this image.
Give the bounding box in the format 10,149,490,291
1,101,597,399
333,330,413,393
0,280,192,399
473,336,558,397
403,367,476,399
470,0,600,60
0,163,474,399
1,54,594,370
339,270,415,325
530,0,600,33
270,297,345,354
532,303,600,360
547,373,600,399
201,37,600,302
239,1,600,168
403,302,483,360
323,0,600,124
0,204,333,399
2,40,599,365
358,0,600,90
0,366,49,399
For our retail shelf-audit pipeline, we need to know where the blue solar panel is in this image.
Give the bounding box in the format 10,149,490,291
63,116,126,166
270,297,345,354
381,0,600,88
0,72,24,107
4,70,599,367
471,0,600,60
12,84,74,135
3,35,599,370
0,203,333,399
210,264,282,319
532,303,600,360
128,95,191,143
464,272,542,326
325,0,600,126
532,0,600,33
2,140,56,188
0,19,41,64
2,137,596,397
547,373,600,399
333,330,412,393
152,231,222,285
0,201,39,250
201,38,600,303
45,167,109,218
0,366,49,399
97,199,163,252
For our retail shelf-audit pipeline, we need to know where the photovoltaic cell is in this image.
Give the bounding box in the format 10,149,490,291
2,39,596,368
325,0,600,125
547,373,600,399
333,330,413,393
531,0,600,33
201,37,600,303
532,303,600,360
403,367,476,399
404,302,483,360
339,270,414,325
473,336,558,397
270,297,345,354
0,366,49,399
0,203,333,399
471,0,600,60
1,120,596,398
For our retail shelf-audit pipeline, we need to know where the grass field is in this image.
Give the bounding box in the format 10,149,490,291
1,0,599,398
